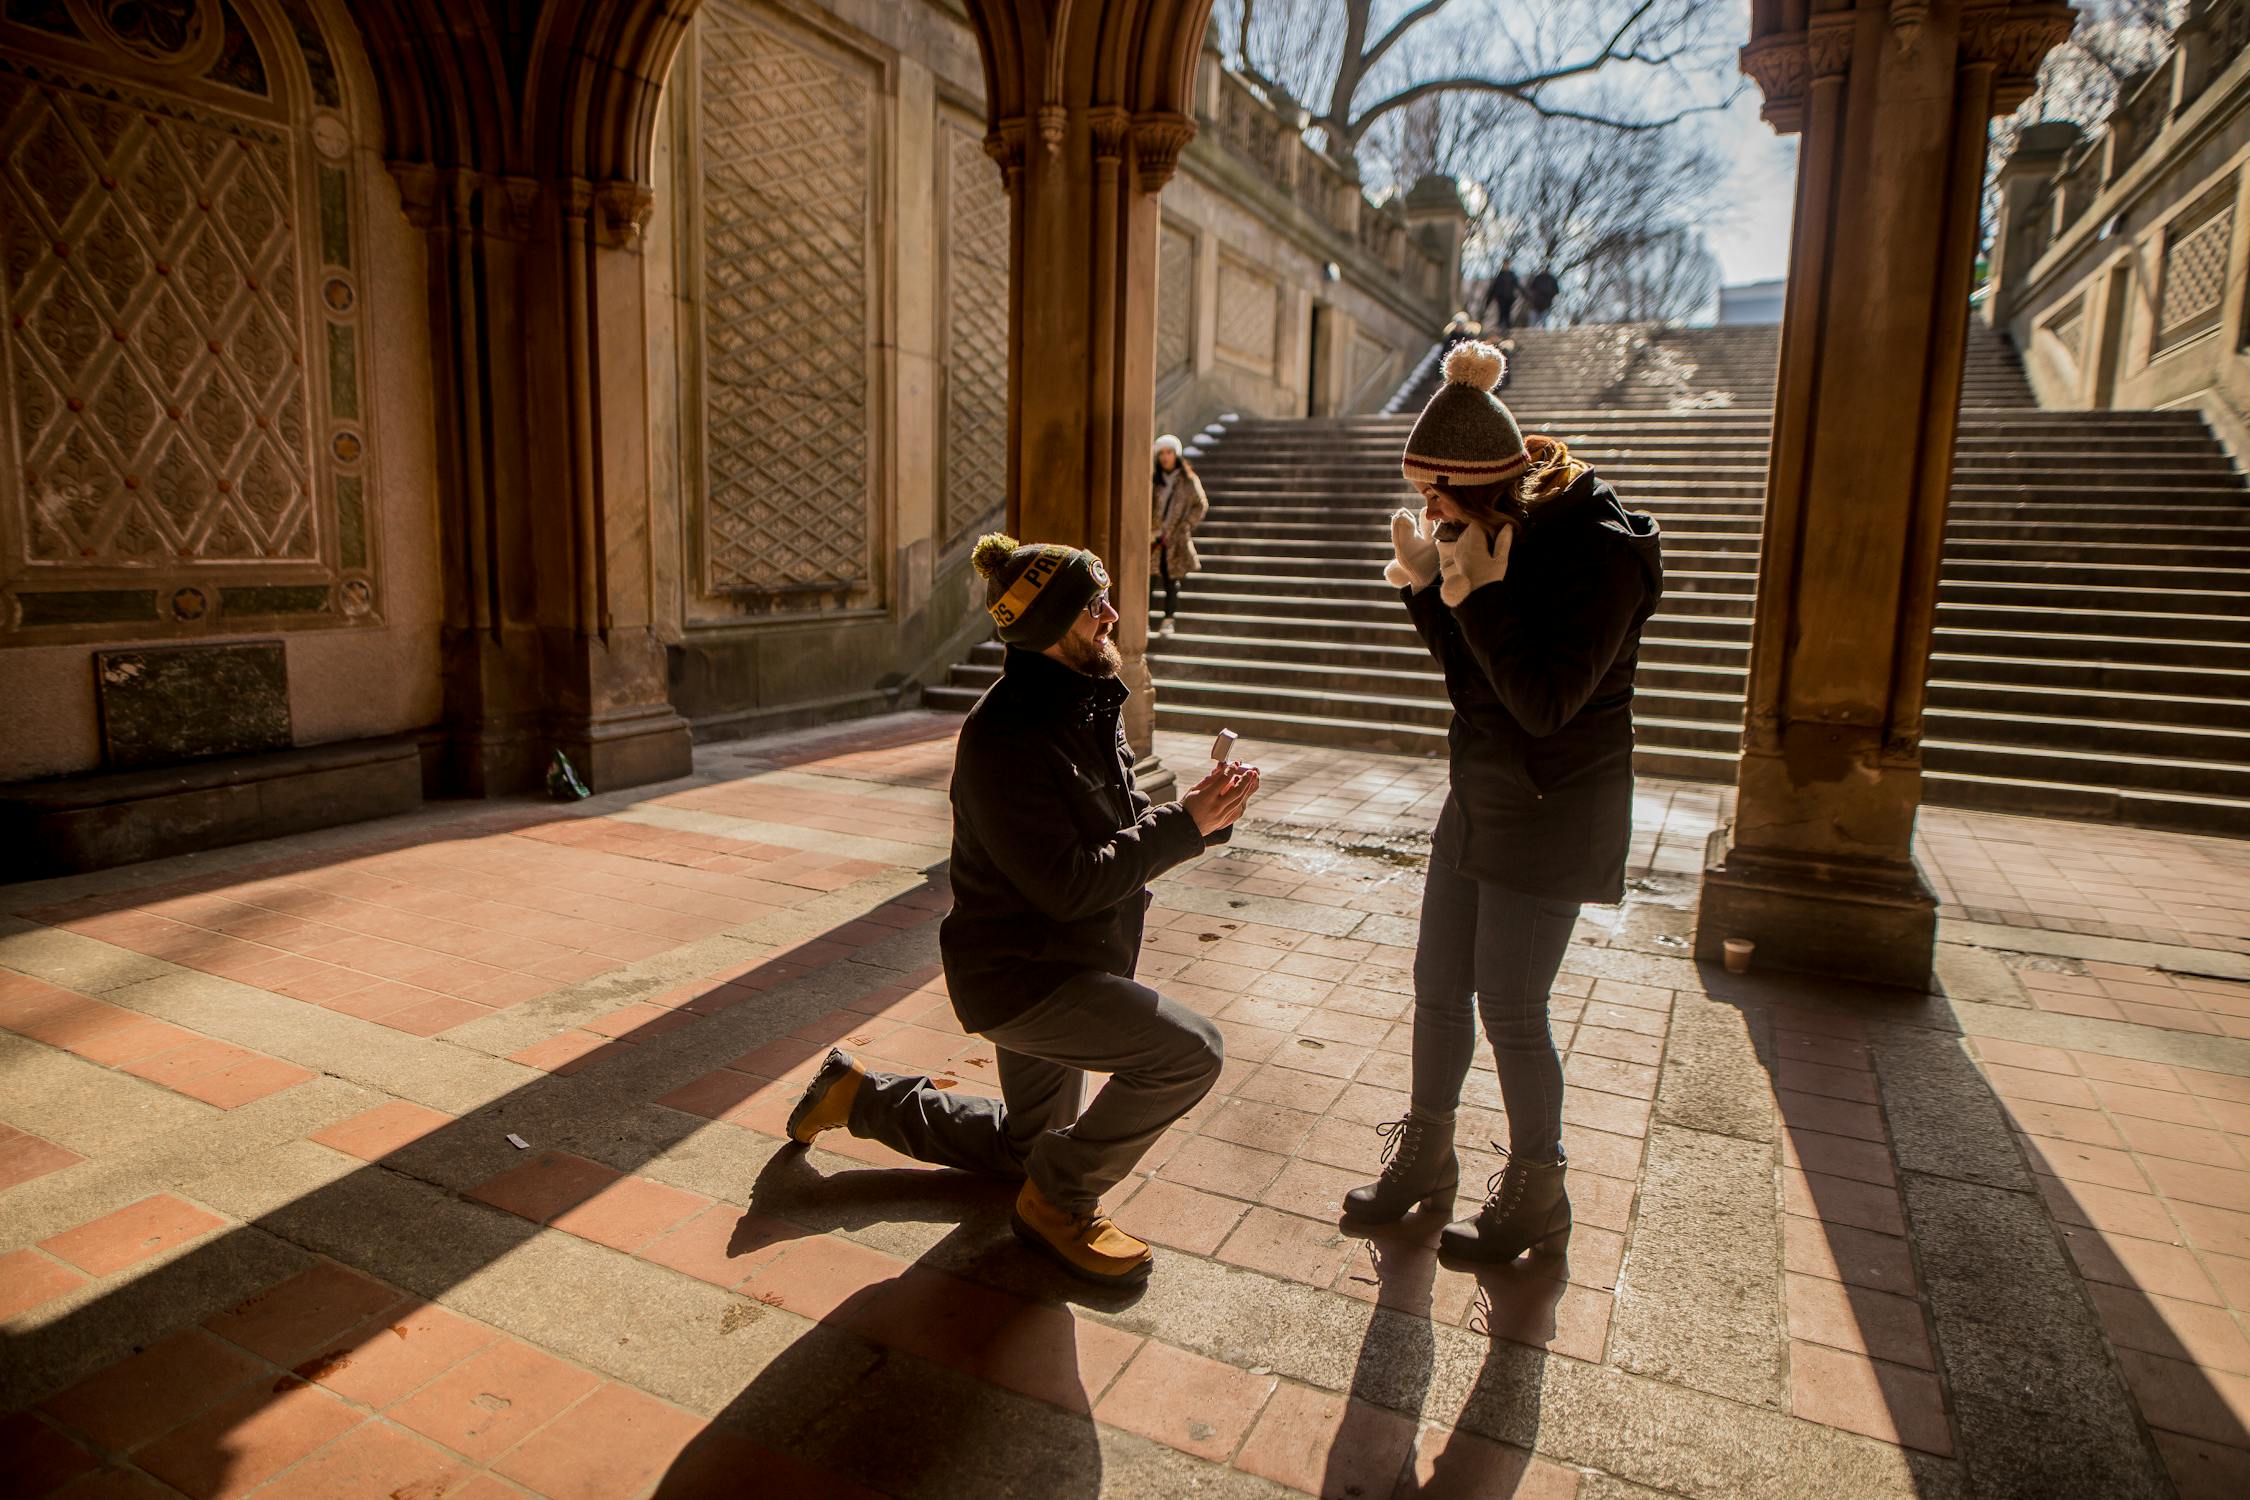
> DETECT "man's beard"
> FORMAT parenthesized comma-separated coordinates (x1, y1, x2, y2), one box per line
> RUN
(1057, 630, 1124, 678)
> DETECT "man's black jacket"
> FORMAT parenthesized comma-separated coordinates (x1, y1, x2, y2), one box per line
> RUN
(940, 647, 1219, 1032)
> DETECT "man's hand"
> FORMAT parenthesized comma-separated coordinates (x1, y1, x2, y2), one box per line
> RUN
(1183, 761, 1260, 837)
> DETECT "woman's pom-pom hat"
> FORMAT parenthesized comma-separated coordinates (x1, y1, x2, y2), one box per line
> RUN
(1401, 339, 1528, 489)
(971, 531, 1109, 650)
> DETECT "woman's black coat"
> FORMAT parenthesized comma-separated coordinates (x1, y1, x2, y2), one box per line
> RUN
(1401, 470, 1663, 904)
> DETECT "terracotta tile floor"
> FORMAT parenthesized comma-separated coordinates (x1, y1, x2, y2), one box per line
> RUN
(2, 712, 2247, 1498)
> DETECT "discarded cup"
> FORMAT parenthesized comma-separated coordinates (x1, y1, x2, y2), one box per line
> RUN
(1723, 937, 1755, 975)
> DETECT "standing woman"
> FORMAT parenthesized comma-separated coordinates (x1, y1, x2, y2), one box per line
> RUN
(1151, 435, 1208, 639)
(1344, 340, 1662, 1264)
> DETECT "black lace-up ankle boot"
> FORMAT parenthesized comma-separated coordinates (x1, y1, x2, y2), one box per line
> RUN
(1439, 1145, 1570, 1263)
(1341, 1114, 1460, 1224)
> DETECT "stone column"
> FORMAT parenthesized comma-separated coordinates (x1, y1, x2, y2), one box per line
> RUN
(1985, 120, 2081, 327)
(395, 168, 692, 796)
(965, 2, 1207, 776)
(1696, 0, 2073, 989)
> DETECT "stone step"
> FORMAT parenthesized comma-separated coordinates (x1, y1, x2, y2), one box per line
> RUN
(1194, 535, 2250, 569)
(1164, 574, 2250, 624)
(1139, 649, 2250, 737)
(1226, 415, 2213, 438)
(944, 336, 2250, 832)
(1143, 652, 2250, 742)
(1197, 443, 2232, 465)
(1136, 681, 2250, 803)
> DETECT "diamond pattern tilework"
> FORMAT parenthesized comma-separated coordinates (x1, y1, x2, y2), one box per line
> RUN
(2158, 197, 2233, 350)
(1348, 328, 1396, 406)
(1217, 258, 1278, 373)
(698, 3, 873, 596)
(2, 78, 316, 566)
(943, 124, 1006, 546)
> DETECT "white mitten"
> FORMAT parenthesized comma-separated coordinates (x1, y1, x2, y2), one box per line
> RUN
(1385, 508, 1440, 590)
(1437, 520, 1513, 606)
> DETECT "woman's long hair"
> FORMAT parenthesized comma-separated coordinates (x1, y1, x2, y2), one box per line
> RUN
(1428, 434, 1584, 533)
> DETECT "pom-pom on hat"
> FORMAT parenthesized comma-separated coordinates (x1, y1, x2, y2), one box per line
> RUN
(971, 532, 1110, 651)
(1401, 340, 1528, 489)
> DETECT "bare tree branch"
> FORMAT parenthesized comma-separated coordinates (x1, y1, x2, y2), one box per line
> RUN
(1359, 73, 1732, 142)
(1330, 0, 1705, 148)
(1362, 0, 1461, 78)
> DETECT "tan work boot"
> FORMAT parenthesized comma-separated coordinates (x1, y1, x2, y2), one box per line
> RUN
(786, 1050, 865, 1145)
(1010, 1179, 1153, 1286)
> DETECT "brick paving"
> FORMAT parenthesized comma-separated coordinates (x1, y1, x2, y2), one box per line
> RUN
(2, 712, 2246, 1498)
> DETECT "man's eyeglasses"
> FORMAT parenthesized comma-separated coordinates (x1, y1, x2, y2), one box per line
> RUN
(1084, 590, 1112, 618)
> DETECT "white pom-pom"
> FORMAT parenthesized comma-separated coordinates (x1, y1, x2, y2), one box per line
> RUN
(1442, 340, 1506, 393)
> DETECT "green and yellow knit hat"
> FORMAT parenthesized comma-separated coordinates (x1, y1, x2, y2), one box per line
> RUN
(972, 533, 1109, 650)
(1402, 340, 1528, 489)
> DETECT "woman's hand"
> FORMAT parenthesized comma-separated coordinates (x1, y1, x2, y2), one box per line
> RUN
(1182, 761, 1260, 836)
(1437, 519, 1513, 606)
(1386, 508, 1441, 591)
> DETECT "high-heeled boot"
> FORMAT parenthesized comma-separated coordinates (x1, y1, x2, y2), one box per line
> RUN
(1341, 1114, 1459, 1224)
(1439, 1146, 1569, 1263)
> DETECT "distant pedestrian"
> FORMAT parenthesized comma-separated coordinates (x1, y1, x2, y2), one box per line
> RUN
(1481, 261, 1521, 332)
(1523, 267, 1560, 327)
(1349, 339, 1664, 1267)
(786, 534, 1259, 1287)
(1151, 435, 1207, 639)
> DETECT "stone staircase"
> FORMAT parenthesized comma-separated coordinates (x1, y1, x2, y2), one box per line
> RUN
(929, 323, 2250, 833)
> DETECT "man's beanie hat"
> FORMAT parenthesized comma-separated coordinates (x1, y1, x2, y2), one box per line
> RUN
(1402, 341, 1528, 488)
(972, 532, 1109, 651)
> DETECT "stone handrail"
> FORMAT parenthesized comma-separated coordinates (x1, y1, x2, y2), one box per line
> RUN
(1199, 62, 1450, 304)
(2004, 0, 2249, 285)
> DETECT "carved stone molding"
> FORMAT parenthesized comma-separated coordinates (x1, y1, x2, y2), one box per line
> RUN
(1961, 3, 2077, 114)
(1740, 32, 1812, 133)
(1089, 105, 1132, 166)
(500, 177, 542, 240)
(983, 117, 1030, 190)
(390, 160, 441, 229)
(1808, 14, 1856, 80)
(1130, 111, 1197, 192)
(558, 177, 595, 224)
(1891, 1, 1931, 55)
(593, 181, 653, 250)
(1036, 102, 1067, 156)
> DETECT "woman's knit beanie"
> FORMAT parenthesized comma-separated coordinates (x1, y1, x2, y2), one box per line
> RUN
(972, 532, 1109, 651)
(1401, 341, 1527, 488)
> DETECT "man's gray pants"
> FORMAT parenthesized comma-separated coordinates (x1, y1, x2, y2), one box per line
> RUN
(844, 971, 1223, 1214)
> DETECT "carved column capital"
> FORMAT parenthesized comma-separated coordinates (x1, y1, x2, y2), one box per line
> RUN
(389, 161, 441, 229)
(500, 177, 542, 239)
(1089, 105, 1133, 166)
(1129, 111, 1197, 192)
(984, 117, 1030, 190)
(1891, 1, 1931, 55)
(1739, 12, 1856, 135)
(558, 177, 596, 223)
(1740, 32, 1811, 133)
(1036, 102, 1068, 156)
(593, 181, 654, 250)
(1807, 13, 1856, 80)
(1961, 3, 2078, 114)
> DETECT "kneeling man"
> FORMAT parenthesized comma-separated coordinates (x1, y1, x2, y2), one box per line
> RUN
(787, 533, 1257, 1285)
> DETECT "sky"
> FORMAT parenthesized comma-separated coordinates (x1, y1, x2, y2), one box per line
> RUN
(1703, 82, 1799, 287)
